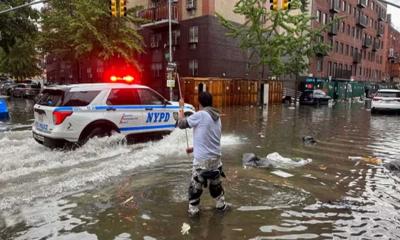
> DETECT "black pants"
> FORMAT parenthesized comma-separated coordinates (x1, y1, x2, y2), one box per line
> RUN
(188, 168, 224, 208)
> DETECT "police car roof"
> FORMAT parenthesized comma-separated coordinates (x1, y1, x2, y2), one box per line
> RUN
(46, 83, 149, 92)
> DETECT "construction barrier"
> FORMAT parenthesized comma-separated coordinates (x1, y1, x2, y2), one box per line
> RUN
(181, 77, 283, 108)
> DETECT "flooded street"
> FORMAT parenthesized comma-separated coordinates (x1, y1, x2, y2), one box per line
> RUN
(1, 99, 400, 239)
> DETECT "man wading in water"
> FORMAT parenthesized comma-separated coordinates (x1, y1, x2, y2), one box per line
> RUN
(178, 91, 229, 216)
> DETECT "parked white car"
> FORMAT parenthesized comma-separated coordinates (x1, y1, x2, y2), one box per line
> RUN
(371, 89, 400, 113)
(32, 83, 195, 148)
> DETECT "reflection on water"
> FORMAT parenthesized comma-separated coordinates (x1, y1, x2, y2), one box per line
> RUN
(1, 101, 400, 239)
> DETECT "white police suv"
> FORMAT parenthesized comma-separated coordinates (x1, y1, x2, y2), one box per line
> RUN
(32, 83, 195, 148)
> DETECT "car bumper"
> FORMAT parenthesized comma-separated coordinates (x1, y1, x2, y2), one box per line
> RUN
(371, 102, 400, 110)
(32, 130, 74, 148)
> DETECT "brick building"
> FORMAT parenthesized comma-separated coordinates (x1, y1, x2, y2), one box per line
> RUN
(132, 0, 261, 97)
(309, 0, 388, 82)
(386, 15, 400, 82)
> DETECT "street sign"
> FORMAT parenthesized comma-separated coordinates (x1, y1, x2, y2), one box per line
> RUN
(167, 79, 175, 88)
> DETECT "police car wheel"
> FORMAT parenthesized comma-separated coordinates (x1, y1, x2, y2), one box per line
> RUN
(83, 127, 112, 143)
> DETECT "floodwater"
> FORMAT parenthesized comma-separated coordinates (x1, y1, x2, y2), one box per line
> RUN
(1, 99, 400, 239)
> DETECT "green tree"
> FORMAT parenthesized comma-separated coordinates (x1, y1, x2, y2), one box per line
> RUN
(40, 0, 145, 77)
(0, 39, 41, 80)
(0, 0, 41, 79)
(217, 0, 336, 103)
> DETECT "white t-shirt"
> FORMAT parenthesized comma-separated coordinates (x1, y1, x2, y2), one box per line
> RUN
(187, 110, 222, 165)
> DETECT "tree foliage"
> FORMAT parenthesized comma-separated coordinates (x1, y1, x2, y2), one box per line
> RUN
(0, 39, 42, 79)
(0, 0, 41, 79)
(40, 0, 145, 68)
(217, 0, 335, 77)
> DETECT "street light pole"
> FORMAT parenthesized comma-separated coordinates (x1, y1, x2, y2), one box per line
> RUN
(168, 0, 173, 101)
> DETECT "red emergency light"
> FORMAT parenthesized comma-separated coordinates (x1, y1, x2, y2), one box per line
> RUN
(104, 63, 141, 84)
(109, 75, 134, 83)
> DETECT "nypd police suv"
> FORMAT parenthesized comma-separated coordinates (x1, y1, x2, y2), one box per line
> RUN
(32, 83, 195, 148)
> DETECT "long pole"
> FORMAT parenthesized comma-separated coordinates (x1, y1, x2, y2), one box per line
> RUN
(168, 0, 173, 101)
(0, 0, 47, 15)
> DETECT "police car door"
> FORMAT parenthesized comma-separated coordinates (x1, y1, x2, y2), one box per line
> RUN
(105, 88, 145, 134)
(137, 88, 175, 133)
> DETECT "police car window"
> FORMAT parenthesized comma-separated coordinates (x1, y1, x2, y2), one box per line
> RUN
(63, 91, 100, 106)
(107, 89, 140, 105)
(37, 90, 99, 106)
(137, 89, 165, 105)
(37, 89, 64, 106)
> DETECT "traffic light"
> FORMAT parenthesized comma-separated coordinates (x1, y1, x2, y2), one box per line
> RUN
(270, 0, 279, 11)
(119, 0, 127, 17)
(110, 0, 117, 17)
(282, 0, 291, 10)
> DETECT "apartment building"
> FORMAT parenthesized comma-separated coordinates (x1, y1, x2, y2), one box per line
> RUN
(386, 15, 400, 82)
(132, 0, 259, 97)
(309, 0, 388, 82)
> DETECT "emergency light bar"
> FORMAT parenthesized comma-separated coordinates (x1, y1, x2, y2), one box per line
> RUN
(110, 75, 135, 83)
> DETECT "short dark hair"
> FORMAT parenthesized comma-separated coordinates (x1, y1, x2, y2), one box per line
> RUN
(198, 91, 213, 107)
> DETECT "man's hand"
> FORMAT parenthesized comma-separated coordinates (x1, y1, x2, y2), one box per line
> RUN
(186, 147, 193, 154)
(179, 98, 185, 108)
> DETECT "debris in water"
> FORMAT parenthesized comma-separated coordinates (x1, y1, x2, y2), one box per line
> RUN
(256, 145, 262, 148)
(141, 214, 151, 220)
(242, 152, 311, 169)
(303, 174, 317, 179)
(232, 228, 243, 231)
(302, 136, 316, 145)
(271, 170, 293, 178)
(348, 156, 382, 165)
(122, 196, 134, 205)
(181, 222, 191, 235)
(319, 165, 327, 171)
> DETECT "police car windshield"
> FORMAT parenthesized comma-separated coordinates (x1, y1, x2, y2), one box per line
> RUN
(37, 89, 100, 107)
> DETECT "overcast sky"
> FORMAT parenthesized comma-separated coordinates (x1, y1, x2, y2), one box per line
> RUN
(388, 4, 400, 31)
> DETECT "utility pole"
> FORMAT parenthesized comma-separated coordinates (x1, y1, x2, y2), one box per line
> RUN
(0, 0, 46, 15)
(166, 0, 177, 101)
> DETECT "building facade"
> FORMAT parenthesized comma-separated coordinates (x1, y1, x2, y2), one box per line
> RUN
(309, 0, 388, 82)
(133, 0, 260, 97)
(386, 15, 400, 83)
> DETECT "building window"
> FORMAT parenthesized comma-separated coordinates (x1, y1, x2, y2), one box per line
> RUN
(151, 63, 162, 77)
(328, 61, 332, 75)
(348, 4, 352, 14)
(187, 0, 197, 10)
(323, 13, 327, 24)
(150, 33, 162, 48)
(316, 10, 321, 22)
(346, 44, 349, 55)
(189, 26, 199, 44)
(342, 0, 345, 11)
(340, 43, 344, 54)
(342, 22, 345, 32)
(189, 59, 198, 76)
(351, 46, 354, 56)
(335, 41, 339, 52)
(317, 59, 323, 72)
(333, 62, 337, 75)
(172, 30, 181, 46)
